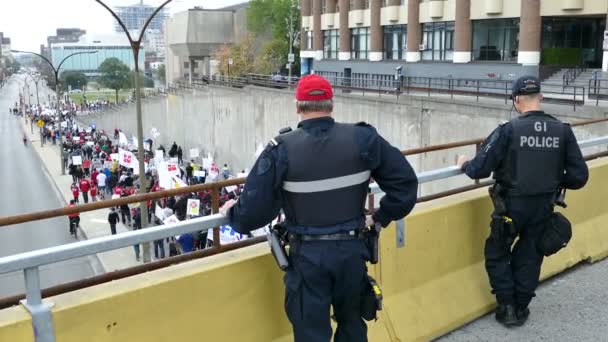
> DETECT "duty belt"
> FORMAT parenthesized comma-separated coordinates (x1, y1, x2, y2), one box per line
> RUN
(289, 230, 364, 242)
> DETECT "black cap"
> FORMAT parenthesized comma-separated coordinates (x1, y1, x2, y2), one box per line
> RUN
(512, 76, 541, 97)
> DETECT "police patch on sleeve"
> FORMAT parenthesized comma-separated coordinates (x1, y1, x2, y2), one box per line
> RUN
(257, 156, 272, 176)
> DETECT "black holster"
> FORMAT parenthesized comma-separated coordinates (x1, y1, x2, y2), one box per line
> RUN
(488, 185, 516, 248)
(267, 224, 289, 271)
(361, 275, 383, 321)
(363, 223, 381, 264)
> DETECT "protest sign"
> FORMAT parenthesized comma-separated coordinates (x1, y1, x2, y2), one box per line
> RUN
(207, 225, 248, 244)
(119, 132, 128, 146)
(163, 215, 180, 226)
(72, 156, 82, 165)
(189, 148, 199, 158)
(110, 153, 119, 161)
(187, 199, 200, 216)
(118, 149, 138, 168)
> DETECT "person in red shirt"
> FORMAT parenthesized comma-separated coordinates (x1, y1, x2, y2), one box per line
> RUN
(90, 183, 98, 202)
(71, 183, 80, 204)
(91, 169, 100, 185)
(67, 200, 80, 238)
(79, 178, 91, 204)
(83, 159, 91, 177)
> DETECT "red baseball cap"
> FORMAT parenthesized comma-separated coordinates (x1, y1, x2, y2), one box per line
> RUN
(296, 75, 333, 101)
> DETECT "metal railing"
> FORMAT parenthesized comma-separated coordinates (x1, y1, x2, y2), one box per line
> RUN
(175, 73, 587, 111)
(1, 134, 608, 342)
(588, 78, 608, 106)
(563, 65, 587, 87)
(0, 117, 605, 316)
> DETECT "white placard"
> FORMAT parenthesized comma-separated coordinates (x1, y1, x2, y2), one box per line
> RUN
(150, 127, 160, 139)
(163, 214, 180, 225)
(189, 148, 199, 158)
(61, 121, 68, 128)
(186, 199, 200, 216)
(207, 225, 248, 244)
(119, 132, 128, 146)
(72, 156, 82, 165)
(154, 150, 164, 161)
(225, 185, 238, 193)
(86, 141, 95, 146)
(110, 153, 119, 162)
(118, 149, 138, 169)
(193, 170, 206, 177)
(72, 137, 80, 142)
(155, 204, 166, 221)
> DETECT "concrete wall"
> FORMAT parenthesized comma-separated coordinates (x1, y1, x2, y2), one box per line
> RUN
(79, 85, 607, 195)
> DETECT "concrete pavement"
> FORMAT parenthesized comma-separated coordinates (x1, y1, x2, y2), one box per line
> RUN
(0, 76, 97, 298)
(436, 258, 608, 341)
(19, 82, 143, 272)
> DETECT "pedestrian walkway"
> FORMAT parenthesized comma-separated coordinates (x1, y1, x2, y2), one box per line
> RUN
(21, 118, 141, 272)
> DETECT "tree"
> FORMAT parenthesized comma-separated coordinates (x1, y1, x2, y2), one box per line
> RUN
(60, 71, 88, 91)
(213, 35, 256, 76)
(155, 64, 166, 84)
(34, 60, 56, 89)
(254, 39, 289, 74)
(98, 57, 131, 103)
(247, 0, 300, 74)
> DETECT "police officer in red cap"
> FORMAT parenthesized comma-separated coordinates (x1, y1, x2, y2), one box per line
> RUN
(221, 74, 418, 341)
(457, 75, 588, 327)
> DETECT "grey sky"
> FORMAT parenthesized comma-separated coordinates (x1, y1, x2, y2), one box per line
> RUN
(0, 0, 249, 52)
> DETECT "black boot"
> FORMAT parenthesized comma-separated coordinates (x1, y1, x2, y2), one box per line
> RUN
(515, 306, 530, 326)
(495, 304, 518, 327)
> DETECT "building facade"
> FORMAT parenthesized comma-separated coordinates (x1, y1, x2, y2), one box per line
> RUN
(51, 34, 145, 78)
(300, 0, 608, 80)
(114, 1, 168, 33)
(164, 3, 249, 84)
(42, 28, 87, 59)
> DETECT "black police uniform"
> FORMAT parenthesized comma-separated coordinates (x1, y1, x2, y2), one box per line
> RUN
(228, 117, 418, 342)
(461, 111, 588, 313)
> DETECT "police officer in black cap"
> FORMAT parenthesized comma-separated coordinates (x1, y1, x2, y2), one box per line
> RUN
(221, 74, 418, 341)
(457, 75, 588, 327)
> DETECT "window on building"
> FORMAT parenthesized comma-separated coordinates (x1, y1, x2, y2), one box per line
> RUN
(472, 19, 519, 62)
(384, 25, 407, 60)
(364, 0, 369, 9)
(350, 0, 354, 9)
(183, 61, 189, 68)
(306, 31, 314, 50)
(422, 21, 454, 61)
(351, 27, 370, 59)
(322, 0, 327, 13)
(324, 29, 340, 59)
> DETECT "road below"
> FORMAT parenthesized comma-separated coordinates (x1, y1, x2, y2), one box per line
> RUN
(0, 76, 95, 298)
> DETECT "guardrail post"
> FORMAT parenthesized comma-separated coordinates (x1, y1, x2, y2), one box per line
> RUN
(22, 267, 55, 342)
(476, 80, 480, 102)
(450, 79, 454, 100)
(598, 80, 601, 107)
(211, 187, 221, 249)
(428, 78, 431, 97)
(474, 143, 481, 185)
(407, 77, 411, 94)
(504, 81, 508, 105)
(573, 86, 577, 112)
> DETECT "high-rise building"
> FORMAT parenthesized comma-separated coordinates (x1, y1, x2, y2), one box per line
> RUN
(114, 1, 168, 34)
(300, 0, 608, 79)
(114, 1, 168, 63)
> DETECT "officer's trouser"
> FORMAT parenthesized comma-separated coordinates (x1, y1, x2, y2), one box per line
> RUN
(284, 239, 369, 342)
(484, 194, 553, 309)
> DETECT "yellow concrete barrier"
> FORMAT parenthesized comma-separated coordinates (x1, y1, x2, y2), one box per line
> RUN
(0, 159, 606, 342)
(0, 306, 33, 342)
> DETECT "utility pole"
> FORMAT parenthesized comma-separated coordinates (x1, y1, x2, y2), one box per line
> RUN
(287, 0, 300, 87)
(95, 0, 173, 264)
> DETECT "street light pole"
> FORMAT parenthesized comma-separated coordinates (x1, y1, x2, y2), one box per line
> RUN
(12, 50, 98, 175)
(95, 0, 173, 264)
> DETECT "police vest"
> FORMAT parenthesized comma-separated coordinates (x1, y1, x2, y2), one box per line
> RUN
(279, 123, 370, 227)
(494, 113, 565, 196)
